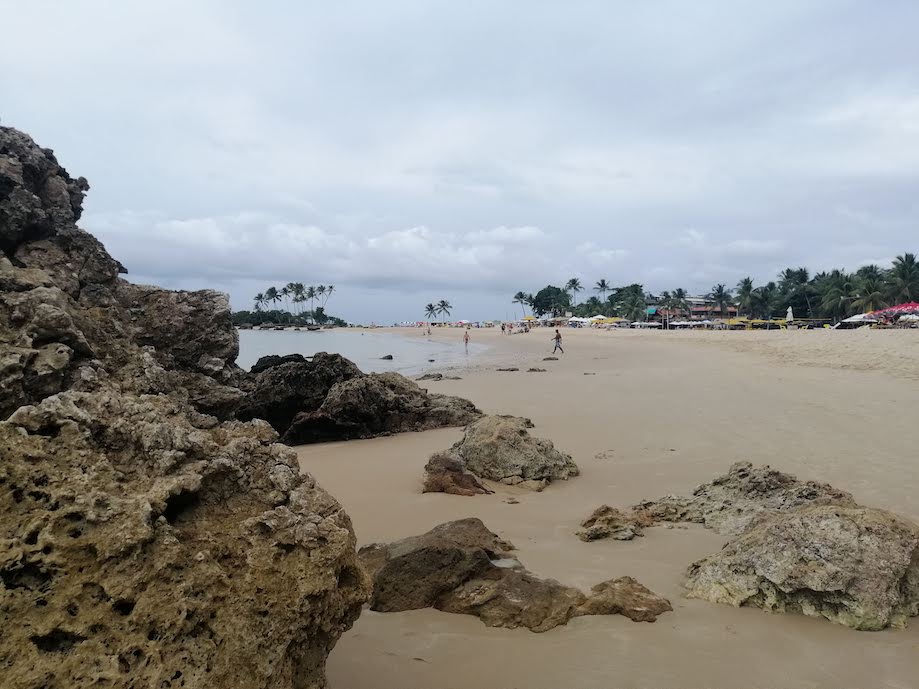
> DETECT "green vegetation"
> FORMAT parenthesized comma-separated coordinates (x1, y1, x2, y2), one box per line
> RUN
(511, 252, 919, 323)
(423, 300, 454, 323)
(238, 283, 345, 326)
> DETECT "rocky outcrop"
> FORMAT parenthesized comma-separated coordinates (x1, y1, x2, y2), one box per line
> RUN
(1, 125, 369, 688)
(684, 505, 919, 630)
(359, 519, 670, 631)
(577, 505, 653, 542)
(281, 372, 481, 444)
(634, 461, 857, 535)
(422, 453, 493, 496)
(428, 415, 578, 492)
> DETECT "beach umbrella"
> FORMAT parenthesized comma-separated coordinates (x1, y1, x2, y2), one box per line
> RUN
(871, 302, 919, 317)
(786, 306, 794, 322)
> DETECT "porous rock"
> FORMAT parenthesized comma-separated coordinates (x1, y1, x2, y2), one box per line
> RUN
(577, 505, 653, 542)
(634, 461, 857, 535)
(435, 415, 579, 490)
(684, 504, 919, 630)
(0, 125, 369, 688)
(576, 576, 673, 622)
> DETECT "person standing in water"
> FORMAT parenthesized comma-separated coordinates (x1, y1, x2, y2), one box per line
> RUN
(463, 330, 470, 354)
(552, 328, 564, 354)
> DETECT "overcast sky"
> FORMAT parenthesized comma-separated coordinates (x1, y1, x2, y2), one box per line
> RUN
(3, 1, 917, 322)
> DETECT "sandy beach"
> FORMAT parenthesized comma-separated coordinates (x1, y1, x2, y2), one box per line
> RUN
(298, 328, 919, 689)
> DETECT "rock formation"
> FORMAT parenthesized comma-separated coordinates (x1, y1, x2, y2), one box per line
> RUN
(634, 461, 857, 535)
(422, 453, 493, 496)
(577, 505, 654, 542)
(424, 415, 578, 493)
(359, 518, 671, 631)
(684, 505, 919, 630)
(0, 125, 369, 688)
(280, 372, 481, 444)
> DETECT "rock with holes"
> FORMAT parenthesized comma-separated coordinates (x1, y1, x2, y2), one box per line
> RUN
(633, 461, 857, 535)
(0, 389, 370, 688)
(577, 505, 653, 542)
(576, 576, 673, 622)
(422, 453, 493, 496)
(433, 415, 578, 490)
(0, 125, 370, 688)
(685, 505, 919, 630)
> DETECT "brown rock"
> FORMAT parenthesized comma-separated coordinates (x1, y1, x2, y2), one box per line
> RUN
(576, 577, 673, 622)
(422, 452, 493, 496)
(577, 505, 653, 542)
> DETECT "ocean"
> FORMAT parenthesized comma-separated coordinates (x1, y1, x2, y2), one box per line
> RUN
(236, 328, 487, 375)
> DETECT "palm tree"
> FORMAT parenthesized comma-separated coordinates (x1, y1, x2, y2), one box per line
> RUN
(778, 267, 813, 318)
(264, 286, 280, 312)
(512, 291, 528, 318)
(253, 292, 265, 311)
(815, 270, 855, 322)
(736, 277, 754, 317)
(751, 282, 778, 320)
(306, 286, 317, 321)
(594, 279, 611, 301)
(281, 285, 293, 320)
(887, 252, 919, 303)
(621, 292, 646, 322)
(325, 285, 335, 306)
(566, 278, 583, 305)
(292, 283, 305, 316)
(708, 284, 733, 319)
(316, 285, 327, 308)
(424, 303, 438, 322)
(436, 299, 452, 323)
(670, 287, 690, 320)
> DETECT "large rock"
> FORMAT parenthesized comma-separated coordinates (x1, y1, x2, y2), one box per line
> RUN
(359, 519, 670, 631)
(634, 461, 857, 535)
(684, 505, 919, 630)
(577, 505, 653, 542)
(430, 415, 578, 491)
(0, 125, 369, 688)
(282, 372, 481, 444)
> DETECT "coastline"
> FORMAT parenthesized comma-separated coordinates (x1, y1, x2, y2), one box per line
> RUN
(299, 327, 919, 689)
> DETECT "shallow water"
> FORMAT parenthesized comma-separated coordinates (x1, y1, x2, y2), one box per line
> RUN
(237, 328, 486, 374)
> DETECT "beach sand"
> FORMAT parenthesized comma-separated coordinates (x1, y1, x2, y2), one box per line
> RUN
(298, 327, 919, 689)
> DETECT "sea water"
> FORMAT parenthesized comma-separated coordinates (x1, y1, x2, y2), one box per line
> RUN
(237, 329, 487, 375)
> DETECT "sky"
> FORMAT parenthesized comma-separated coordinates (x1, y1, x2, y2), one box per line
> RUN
(2, 0, 918, 323)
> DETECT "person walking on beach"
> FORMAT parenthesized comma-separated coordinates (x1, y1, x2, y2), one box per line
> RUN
(464, 330, 470, 354)
(552, 328, 564, 354)
(501, 323, 506, 335)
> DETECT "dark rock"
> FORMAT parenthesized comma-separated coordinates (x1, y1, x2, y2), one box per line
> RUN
(380, 354, 393, 360)
(497, 367, 519, 372)
(249, 352, 307, 374)
(527, 367, 546, 373)
(282, 372, 481, 444)
(417, 372, 443, 381)
(423, 452, 493, 496)
(542, 357, 558, 361)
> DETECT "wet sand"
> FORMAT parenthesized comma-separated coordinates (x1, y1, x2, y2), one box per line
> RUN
(298, 327, 919, 689)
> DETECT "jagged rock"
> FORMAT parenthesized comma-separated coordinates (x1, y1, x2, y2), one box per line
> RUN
(577, 505, 653, 542)
(576, 577, 673, 622)
(416, 372, 443, 381)
(0, 125, 369, 688)
(527, 367, 546, 373)
(422, 453, 493, 496)
(635, 461, 857, 535)
(249, 353, 308, 374)
(685, 505, 919, 630)
(359, 519, 670, 632)
(282, 372, 481, 444)
(439, 570, 587, 633)
(236, 352, 363, 434)
(432, 415, 578, 490)
(358, 518, 514, 612)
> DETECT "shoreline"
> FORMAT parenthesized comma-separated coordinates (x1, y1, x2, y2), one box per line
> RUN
(298, 327, 919, 689)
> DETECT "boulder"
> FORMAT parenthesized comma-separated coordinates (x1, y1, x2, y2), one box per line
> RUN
(434, 415, 578, 490)
(685, 505, 919, 630)
(577, 505, 653, 542)
(422, 452, 493, 496)
(416, 372, 443, 381)
(359, 519, 670, 632)
(576, 576, 673, 622)
(634, 461, 857, 535)
(380, 354, 393, 360)
(0, 125, 369, 688)
(281, 372, 481, 444)
(248, 352, 307, 374)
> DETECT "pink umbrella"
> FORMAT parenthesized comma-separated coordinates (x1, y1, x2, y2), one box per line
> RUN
(871, 302, 919, 317)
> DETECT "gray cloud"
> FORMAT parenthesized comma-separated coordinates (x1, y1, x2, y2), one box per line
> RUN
(2, 0, 918, 321)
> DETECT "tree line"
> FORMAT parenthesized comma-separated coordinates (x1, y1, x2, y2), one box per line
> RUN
(512, 252, 919, 323)
(236, 283, 344, 325)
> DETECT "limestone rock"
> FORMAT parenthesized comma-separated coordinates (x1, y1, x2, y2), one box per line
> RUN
(635, 461, 857, 535)
(248, 352, 308, 374)
(577, 505, 652, 542)
(436, 415, 578, 490)
(422, 453, 493, 496)
(282, 372, 481, 444)
(359, 519, 670, 632)
(576, 576, 673, 622)
(684, 505, 919, 630)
